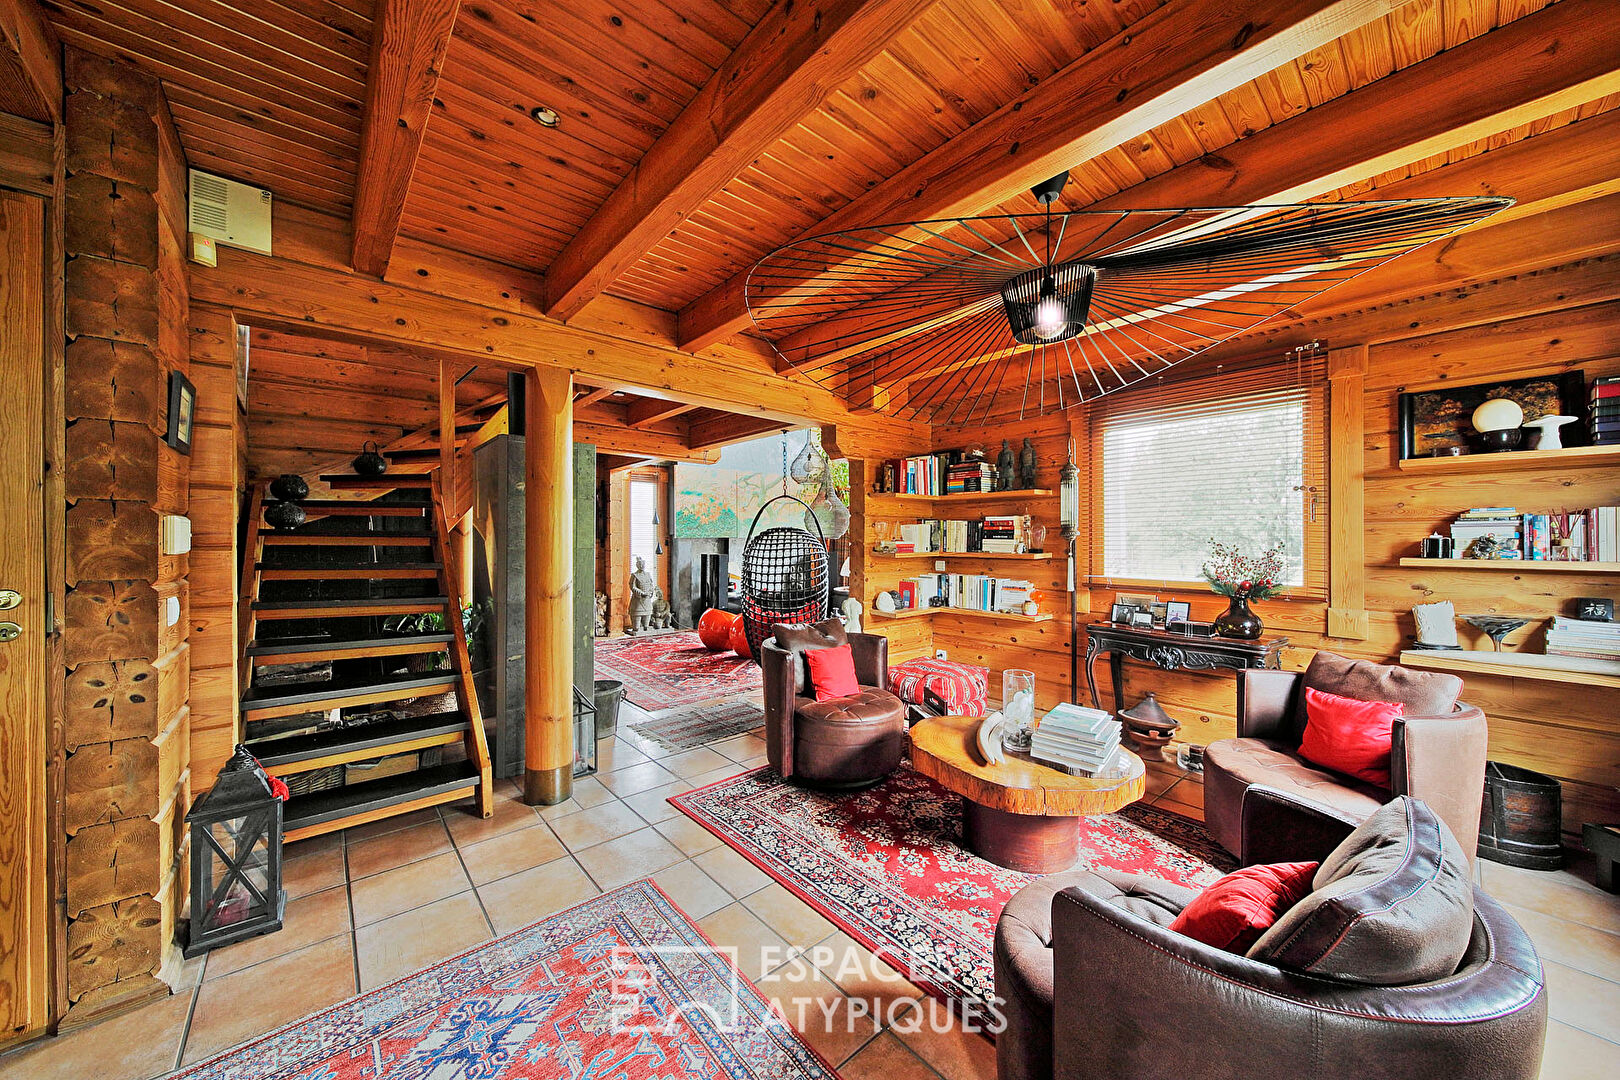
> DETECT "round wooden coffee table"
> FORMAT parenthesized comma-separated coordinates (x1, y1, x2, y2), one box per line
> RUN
(910, 714, 1146, 873)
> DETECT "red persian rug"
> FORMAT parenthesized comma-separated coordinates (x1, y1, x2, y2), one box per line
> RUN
(172, 881, 834, 1080)
(595, 630, 762, 709)
(670, 765, 1233, 1009)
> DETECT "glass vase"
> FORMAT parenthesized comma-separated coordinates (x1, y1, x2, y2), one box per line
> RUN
(1001, 669, 1037, 751)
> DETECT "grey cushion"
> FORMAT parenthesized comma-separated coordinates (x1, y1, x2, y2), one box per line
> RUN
(1247, 796, 1474, 985)
(1289, 652, 1464, 741)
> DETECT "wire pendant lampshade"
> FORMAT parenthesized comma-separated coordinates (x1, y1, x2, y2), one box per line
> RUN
(744, 185, 1509, 424)
(740, 495, 830, 661)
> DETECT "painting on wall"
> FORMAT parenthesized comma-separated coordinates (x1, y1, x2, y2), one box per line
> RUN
(674, 465, 739, 538)
(1398, 371, 1586, 458)
(736, 470, 807, 533)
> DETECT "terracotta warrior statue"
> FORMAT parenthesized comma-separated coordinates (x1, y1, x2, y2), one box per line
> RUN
(628, 557, 656, 633)
(997, 439, 1016, 491)
(1019, 437, 1038, 489)
(650, 588, 673, 630)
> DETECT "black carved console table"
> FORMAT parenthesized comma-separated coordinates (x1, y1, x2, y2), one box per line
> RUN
(1081, 622, 1289, 717)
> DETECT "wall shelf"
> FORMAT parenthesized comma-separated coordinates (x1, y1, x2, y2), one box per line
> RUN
(1398, 558, 1620, 573)
(871, 606, 1055, 624)
(1396, 445, 1620, 474)
(875, 550, 1055, 561)
(1399, 650, 1620, 690)
(871, 489, 1055, 503)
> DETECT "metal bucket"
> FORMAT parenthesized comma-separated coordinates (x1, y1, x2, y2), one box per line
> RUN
(593, 679, 626, 738)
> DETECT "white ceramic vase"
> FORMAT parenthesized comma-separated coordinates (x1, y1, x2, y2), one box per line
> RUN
(1521, 414, 1576, 450)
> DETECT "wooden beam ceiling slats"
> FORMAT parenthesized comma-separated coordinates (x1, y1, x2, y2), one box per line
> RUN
(772, 0, 1620, 383)
(1, 0, 63, 121)
(350, 0, 460, 277)
(542, 0, 938, 321)
(674, 0, 1404, 351)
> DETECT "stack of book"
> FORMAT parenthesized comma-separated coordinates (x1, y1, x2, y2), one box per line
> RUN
(1593, 376, 1619, 447)
(892, 516, 1035, 554)
(946, 461, 997, 493)
(1450, 507, 1521, 557)
(981, 515, 1031, 553)
(1031, 703, 1121, 776)
(910, 574, 1035, 612)
(1545, 616, 1620, 661)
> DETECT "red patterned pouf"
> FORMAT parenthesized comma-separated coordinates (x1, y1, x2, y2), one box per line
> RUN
(890, 657, 989, 716)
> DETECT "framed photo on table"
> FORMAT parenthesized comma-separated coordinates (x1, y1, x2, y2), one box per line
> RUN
(1165, 601, 1191, 626)
(1109, 602, 1132, 624)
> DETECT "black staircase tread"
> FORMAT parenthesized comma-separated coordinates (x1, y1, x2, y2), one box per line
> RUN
(385, 446, 465, 459)
(256, 560, 443, 571)
(259, 525, 431, 538)
(247, 630, 453, 655)
(250, 712, 469, 770)
(282, 762, 479, 833)
(241, 670, 458, 712)
(252, 595, 449, 611)
(297, 498, 432, 508)
(321, 474, 433, 487)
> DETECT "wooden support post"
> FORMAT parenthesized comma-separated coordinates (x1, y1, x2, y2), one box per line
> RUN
(439, 354, 457, 517)
(524, 367, 574, 805)
(454, 515, 474, 600)
(1327, 344, 1369, 641)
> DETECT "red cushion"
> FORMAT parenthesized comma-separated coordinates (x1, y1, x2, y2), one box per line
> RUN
(1169, 861, 1320, 953)
(805, 644, 861, 701)
(889, 658, 989, 715)
(1298, 685, 1403, 787)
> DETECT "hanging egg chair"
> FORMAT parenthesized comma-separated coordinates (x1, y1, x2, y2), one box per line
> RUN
(740, 494, 830, 662)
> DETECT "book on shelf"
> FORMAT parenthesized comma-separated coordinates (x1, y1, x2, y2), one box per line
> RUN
(1447, 506, 1619, 562)
(922, 573, 1037, 613)
(891, 515, 1034, 554)
(1546, 615, 1620, 660)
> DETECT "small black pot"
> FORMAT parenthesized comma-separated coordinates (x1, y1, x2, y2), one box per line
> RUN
(264, 500, 306, 530)
(1213, 594, 1263, 639)
(1474, 428, 1523, 453)
(269, 473, 309, 502)
(353, 441, 388, 476)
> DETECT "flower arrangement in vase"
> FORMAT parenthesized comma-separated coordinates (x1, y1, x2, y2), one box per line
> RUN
(1201, 539, 1286, 639)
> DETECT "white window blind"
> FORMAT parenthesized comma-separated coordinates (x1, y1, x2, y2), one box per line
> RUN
(1088, 359, 1327, 596)
(629, 478, 660, 575)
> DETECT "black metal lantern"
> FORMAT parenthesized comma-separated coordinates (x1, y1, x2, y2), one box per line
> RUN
(182, 746, 285, 956)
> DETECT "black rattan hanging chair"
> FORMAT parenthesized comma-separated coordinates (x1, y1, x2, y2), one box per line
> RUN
(739, 495, 830, 662)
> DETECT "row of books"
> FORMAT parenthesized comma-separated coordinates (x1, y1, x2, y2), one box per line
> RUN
(1030, 703, 1121, 776)
(897, 575, 1035, 612)
(893, 516, 1036, 554)
(1546, 615, 1620, 661)
(1593, 376, 1618, 447)
(946, 461, 997, 494)
(881, 453, 973, 496)
(1449, 506, 1620, 561)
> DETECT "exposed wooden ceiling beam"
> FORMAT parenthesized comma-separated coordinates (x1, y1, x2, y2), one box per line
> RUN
(574, 419, 720, 464)
(0, 0, 62, 123)
(627, 398, 699, 429)
(351, 0, 461, 277)
(803, 0, 1620, 388)
(575, 386, 617, 408)
(543, 0, 936, 322)
(674, 0, 1401, 352)
(688, 413, 796, 451)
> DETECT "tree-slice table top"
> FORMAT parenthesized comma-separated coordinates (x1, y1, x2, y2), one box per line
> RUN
(910, 714, 1145, 817)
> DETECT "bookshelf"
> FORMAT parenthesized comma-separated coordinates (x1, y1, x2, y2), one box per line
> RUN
(1396, 445, 1620, 474)
(873, 488, 1056, 504)
(871, 606, 1055, 624)
(877, 551, 1056, 561)
(1399, 650, 1620, 690)
(1398, 558, 1620, 573)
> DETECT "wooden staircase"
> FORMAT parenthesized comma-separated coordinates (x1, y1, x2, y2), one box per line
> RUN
(238, 473, 494, 841)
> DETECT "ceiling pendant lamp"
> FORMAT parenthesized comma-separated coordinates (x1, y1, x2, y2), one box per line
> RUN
(744, 181, 1510, 424)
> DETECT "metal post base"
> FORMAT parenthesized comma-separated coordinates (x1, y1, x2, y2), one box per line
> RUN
(524, 765, 572, 806)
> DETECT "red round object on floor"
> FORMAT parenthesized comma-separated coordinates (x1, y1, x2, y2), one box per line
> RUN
(697, 608, 738, 651)
(729, 618, 752, 659)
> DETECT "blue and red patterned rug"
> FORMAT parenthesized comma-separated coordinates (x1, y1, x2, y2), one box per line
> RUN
(670, 764, 1233, 1010)
(172, 881, 833, 1080)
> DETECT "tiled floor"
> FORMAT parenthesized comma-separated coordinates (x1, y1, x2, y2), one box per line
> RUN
(1, 695, 1616, 1079)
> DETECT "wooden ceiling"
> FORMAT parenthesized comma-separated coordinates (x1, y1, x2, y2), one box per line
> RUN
(34, 0, 1620, 420)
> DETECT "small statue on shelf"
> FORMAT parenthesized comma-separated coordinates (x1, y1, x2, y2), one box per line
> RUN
(997, 439, 1016, 491)
(1018, 437, 1038, 489)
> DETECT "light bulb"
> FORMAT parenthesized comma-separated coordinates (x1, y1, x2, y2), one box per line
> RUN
(1034, 296, 1066, 339)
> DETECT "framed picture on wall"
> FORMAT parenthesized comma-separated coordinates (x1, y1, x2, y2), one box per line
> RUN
(1397, 371, 1585, 458)
(166, 371, 195, 455)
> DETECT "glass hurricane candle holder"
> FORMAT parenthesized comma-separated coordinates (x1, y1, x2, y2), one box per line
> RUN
(1001, 669, 1037, 752)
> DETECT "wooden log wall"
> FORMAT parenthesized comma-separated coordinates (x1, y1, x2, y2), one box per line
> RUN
(58, 47, 190, 1023)
(850, 256, 1620, 836)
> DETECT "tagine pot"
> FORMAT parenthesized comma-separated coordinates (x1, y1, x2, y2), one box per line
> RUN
(269, 473, 309, 502)
(1213, 594, 1263, 639)
(264, 500, 306, 530)
(352, 441, 388, 476)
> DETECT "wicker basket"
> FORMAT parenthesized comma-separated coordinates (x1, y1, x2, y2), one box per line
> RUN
(283, 764, 344, 796)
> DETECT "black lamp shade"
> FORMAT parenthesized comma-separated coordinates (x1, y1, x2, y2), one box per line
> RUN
(1000, 262, 1097, 345)
(183, 745, 285, 956)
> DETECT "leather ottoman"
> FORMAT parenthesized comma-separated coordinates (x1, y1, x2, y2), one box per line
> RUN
(790, 688, 906, 787)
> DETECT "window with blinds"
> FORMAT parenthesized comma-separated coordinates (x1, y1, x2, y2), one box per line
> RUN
(629, 477, 660, 575)
(1087, 358, 1328, 597)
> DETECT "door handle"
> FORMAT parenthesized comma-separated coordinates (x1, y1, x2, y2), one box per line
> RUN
(0, 623, 20, 643)
(0, 589, 19, 610)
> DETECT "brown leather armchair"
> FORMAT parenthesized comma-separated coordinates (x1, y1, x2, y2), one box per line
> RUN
(1203, 652, 1488, 864)
(995, 793, 1547, 1080)
(760, 619, 905, 788)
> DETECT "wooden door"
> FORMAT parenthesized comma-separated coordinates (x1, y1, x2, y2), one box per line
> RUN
(0, 189, 51, 1039)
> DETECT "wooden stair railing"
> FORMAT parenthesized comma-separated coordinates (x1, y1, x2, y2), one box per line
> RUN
(237, 473, 494, 842)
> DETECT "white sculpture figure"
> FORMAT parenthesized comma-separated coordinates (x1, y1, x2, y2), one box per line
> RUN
(1413, 600, 1459, 648)
(1522, 414, 1576, 450)
(841, 597, 864, 633)
(628, 557, 656, 634)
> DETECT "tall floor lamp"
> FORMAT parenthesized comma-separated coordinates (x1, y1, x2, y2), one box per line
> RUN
(1059, 439, 1081, 702)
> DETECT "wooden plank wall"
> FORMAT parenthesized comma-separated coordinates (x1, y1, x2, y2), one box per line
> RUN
(852, 257, 1620, 835)
(57, 47, 191, 1024)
